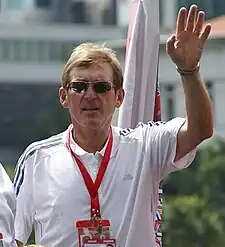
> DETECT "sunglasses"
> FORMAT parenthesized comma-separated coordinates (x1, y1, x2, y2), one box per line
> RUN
(67, 81, 114, 94)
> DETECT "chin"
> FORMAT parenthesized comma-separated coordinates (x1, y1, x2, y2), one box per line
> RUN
(80, 119, 102, 129)
(85, 124, 103, 130)
(73, 115, 111, 130)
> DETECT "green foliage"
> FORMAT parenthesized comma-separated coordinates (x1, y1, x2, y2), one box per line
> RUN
(163, 196, 224, 247)
(163, 137, 225, 247)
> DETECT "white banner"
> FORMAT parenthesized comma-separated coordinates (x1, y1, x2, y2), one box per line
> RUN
(118, 0, 160, 128)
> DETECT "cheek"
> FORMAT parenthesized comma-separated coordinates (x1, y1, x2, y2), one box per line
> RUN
(68, 96, 80, 111)
(102, 96, 117, 109)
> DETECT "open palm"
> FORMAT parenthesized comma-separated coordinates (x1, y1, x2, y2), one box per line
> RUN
(167, 5, 211, 71)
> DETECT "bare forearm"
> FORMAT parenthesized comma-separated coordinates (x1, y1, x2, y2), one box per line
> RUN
(181, 71, 213, 143)
(167, 5, 213, 161)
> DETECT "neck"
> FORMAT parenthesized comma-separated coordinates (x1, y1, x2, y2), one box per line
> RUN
(72, 125, 111, 153)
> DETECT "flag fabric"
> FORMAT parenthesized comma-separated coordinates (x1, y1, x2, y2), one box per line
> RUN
(118, 0, 159, 127)
(117, 0, 162, 245)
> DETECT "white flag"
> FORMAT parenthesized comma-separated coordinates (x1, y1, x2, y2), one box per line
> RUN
(118, 0, 160, 128)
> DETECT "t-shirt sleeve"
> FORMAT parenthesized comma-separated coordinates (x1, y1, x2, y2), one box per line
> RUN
(0, 164, 17, 247)
(13, 151, 35, 245)
(145, 117, 197, 182)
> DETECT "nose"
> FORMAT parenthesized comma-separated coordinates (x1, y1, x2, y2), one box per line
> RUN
(83, 84, 97, 100)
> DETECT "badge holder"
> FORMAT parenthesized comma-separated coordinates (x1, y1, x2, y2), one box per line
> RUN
(76, 209, 116, 247)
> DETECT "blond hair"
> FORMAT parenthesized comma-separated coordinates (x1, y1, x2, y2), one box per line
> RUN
(62, 43, 123, 90)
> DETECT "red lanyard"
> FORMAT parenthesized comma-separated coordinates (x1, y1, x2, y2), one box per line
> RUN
(66, 125, 113, 219)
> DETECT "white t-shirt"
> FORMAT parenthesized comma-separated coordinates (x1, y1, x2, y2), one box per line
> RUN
(0, 164, 17, 247)
(14, 118, 196, 247)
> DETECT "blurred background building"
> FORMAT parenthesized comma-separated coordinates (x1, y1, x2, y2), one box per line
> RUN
(0, 0, 225, 164)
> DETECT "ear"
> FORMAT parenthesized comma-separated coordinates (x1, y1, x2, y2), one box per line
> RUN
(115, 88, 125, 108)
(59, 87, 69, 109)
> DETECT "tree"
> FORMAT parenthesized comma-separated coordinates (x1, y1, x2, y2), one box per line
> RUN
(198, 138, 225, 222)
(162, 137, 225, 246)
(163, 196, 224, 247)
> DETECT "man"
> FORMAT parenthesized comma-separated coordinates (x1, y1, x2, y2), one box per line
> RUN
(0, 164, 17, 247)
(14, 5, 213, 247)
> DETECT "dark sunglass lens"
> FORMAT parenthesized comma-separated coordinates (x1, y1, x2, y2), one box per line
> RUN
(71, 82, 87, 93)
(94, 82, 112, 93)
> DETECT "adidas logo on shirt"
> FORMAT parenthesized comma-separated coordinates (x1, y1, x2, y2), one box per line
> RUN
(123, 173, 133, 180)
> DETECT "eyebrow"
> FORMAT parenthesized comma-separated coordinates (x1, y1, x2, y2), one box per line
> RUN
(71, 78, 110, 82)
(71, 77, 86, 81)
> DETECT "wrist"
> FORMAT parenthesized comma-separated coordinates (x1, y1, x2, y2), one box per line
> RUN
(176, 63, 200, 76)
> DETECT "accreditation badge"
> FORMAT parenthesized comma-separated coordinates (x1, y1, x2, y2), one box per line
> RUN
(76, 219, 116, 247)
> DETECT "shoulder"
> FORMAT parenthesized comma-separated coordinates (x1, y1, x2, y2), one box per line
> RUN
(113, 120, 166, 138)
(0, 163, 16, 215)
(13, 132, 65, 196)
(112, 118, 185, 143)
(0, 163, 14, 193)
(17, 131, 64, 166)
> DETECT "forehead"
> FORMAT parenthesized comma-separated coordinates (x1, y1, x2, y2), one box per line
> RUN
(69, 63, 113, 81)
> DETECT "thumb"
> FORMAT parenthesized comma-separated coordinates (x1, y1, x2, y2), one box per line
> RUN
(166, 34, 176, 55)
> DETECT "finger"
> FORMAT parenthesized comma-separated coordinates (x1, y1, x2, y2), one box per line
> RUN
(194, 11, 205, 36)
(186, 5, 197, 32)
(200, 24, 211, 43)
(176, 7, 186, 36)
(166, 35, 176, 55)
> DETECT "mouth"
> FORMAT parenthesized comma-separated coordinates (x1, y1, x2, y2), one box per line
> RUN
(81, 107, 100, 112)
